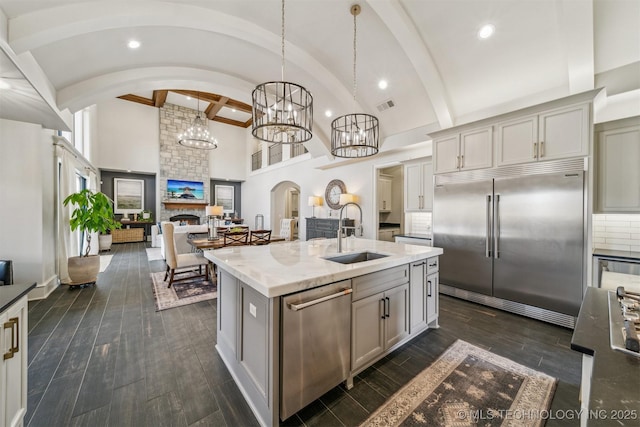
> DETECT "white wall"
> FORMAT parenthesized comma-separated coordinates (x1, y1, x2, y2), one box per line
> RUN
(96, 98, 160, 173)
(209, 121, 248, 181)
(0, 119, 55, 290)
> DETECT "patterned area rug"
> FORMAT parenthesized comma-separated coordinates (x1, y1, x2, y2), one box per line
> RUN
(361, 340, 557, 427)
(150, 270, 217, 311)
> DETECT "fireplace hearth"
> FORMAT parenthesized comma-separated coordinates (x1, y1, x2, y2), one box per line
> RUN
(169, 214, 200, 225)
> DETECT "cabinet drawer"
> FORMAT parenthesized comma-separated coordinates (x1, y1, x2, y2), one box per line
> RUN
(353, 264, 409, 301)
(427, 257, 439, 275)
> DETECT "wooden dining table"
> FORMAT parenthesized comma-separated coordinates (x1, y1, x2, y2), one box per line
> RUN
(188, 236, 286, 251)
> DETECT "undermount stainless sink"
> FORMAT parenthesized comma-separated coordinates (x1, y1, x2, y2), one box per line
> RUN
(324, 251, 389, 264)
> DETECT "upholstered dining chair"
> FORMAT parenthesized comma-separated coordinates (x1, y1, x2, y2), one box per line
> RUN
(0, 260, 13, 285)
(250, 229, 272, 245)
(162, 223, 209, 288)
(223, 230, 249, 247)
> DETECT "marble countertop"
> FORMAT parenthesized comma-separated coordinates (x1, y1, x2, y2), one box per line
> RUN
(1, 283, 36, 313)
(204, 238, 443, 298)
(571, 287, 640, 426)
(592, 248, 640, 262)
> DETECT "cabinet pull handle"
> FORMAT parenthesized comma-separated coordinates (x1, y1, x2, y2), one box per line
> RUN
(380, 298, 386, 319)
(3, 318, 17, 360)
(385, 297, 390, 318)
(428, 262, 437, 268)
(533, 142, 538, 159)
(427, 280, 432, 297)
(456, 155, 460, 169)
(494, 194, 500, 259)
(11, 317, 18, 354)
(460, 154, 464, 169)
(540, 141, 544, 157)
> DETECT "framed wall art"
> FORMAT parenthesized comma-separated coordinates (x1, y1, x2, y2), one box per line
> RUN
(114, 178, 144, 214)
(215, 185, 235, 213)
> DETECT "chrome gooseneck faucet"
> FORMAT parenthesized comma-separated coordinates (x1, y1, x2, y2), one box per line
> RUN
(337, 202, 363, 253)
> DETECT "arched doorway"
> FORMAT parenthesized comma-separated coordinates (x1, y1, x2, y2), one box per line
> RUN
(271, 181, 300, 239)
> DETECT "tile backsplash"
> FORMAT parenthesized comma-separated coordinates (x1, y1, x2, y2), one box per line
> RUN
(406, 212, 432, 234)
(592, 214, 640, 252)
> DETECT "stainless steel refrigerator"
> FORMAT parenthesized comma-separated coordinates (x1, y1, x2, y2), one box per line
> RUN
(433, 165, 585, 320)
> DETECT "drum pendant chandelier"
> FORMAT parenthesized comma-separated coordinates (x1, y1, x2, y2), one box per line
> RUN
(177, 92, 218, 150)
(330, 4, 379, 158)
(252, 0, 313, 144)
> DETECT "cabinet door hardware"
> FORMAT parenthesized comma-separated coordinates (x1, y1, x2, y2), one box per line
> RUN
(385, 297, 390, 318)
(533, 142, 538, 159)
(428, 261, 438, 268)
(380, 298, 386, 319)
(427, 280, 432, 297)
(540, 141, 544, 157)
(3, 318, 18, 360)
(460, 154, 464, 169)
(456, 155, 460, 169)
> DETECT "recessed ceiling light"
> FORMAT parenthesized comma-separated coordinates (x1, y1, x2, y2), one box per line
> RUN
(0, 79, 10, 90)
(477, 24, 495, 40)
(127, 40, 141, 49)
(325, 110, 333, 118)
(231, 108, 237, 112)
(378, 80, 388, 90)
(186, 96, 191, 100)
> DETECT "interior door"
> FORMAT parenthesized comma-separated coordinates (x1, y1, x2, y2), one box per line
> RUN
(492, 172, 584, 315)
(433, 179, 494, 295)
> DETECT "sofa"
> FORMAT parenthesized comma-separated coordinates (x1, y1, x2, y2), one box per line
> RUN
(153, 222, 209, 258)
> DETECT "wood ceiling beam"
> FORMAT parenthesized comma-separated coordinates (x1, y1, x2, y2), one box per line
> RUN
(117, 94, 155, 106)
(152, 90, 168, 107)
(170, 89, 223, 104)
(224, 98, 253, 114)
(212, 116, 248, 128)
(205, 96, 229, 120)
(243, 118, 253, 128)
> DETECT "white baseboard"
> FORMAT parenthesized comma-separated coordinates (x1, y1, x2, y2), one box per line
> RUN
(28, 275, 60, 300)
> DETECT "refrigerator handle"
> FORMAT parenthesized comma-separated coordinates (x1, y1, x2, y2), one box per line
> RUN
(494, 194, 500, 259)
(486, 195, 492, 258)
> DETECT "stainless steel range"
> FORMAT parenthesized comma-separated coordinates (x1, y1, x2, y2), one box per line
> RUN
(608, 286, 640, 357)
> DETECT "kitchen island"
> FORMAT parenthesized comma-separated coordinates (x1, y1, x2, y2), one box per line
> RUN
(204, 238, 442, 426)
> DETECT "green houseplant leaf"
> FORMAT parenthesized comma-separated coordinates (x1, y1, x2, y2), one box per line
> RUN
(63, 189, 121, 257)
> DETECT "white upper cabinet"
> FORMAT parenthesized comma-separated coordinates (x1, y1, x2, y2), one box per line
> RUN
(538, 104, 589, 160)
(433, 135, 459, 174)
(405, 161, 433, 212)
(497, 104, 589, 166)
(595, 118, 640, 213)
(496, 115, 539, 166)
(378, 175, 392, 212)
(433, 126, 492, 174)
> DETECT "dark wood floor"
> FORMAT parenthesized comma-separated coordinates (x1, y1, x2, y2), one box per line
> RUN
(26, 242, 582, 426)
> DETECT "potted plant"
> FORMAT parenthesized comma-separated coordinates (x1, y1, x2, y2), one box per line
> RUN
(63, 189, 121, 284)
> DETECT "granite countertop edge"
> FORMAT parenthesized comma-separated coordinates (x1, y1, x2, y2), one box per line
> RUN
(0, 283, 37, 313)
(571, 287, 640, 426)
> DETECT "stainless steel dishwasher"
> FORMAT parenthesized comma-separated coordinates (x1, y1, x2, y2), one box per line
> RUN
(280, 280, 352, 420)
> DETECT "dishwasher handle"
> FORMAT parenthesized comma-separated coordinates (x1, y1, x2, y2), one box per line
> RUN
(287, 288, 352, 311)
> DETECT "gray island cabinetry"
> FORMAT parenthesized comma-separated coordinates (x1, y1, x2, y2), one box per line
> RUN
(205, 239, 443, 426)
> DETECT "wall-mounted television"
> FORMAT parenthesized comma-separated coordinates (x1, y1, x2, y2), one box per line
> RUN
(167, 179, 204, 200)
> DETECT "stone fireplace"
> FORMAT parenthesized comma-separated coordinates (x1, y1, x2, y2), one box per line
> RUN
(159, 103, 210, 222)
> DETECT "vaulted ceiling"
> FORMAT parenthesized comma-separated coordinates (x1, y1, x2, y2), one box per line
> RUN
(0, 0, 638, 158)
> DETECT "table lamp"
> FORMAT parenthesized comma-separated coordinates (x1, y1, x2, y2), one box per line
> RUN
(308, 196, 322, 217)
(206, 205, 224, 240)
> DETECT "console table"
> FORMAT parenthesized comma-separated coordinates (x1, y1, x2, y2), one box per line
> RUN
(112, 227, 145, 243)
(305, 217, 355, 240)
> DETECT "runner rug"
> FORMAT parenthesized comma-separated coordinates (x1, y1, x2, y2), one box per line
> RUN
(150, 270, 217, 311)
(361, 340, 557, 427)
